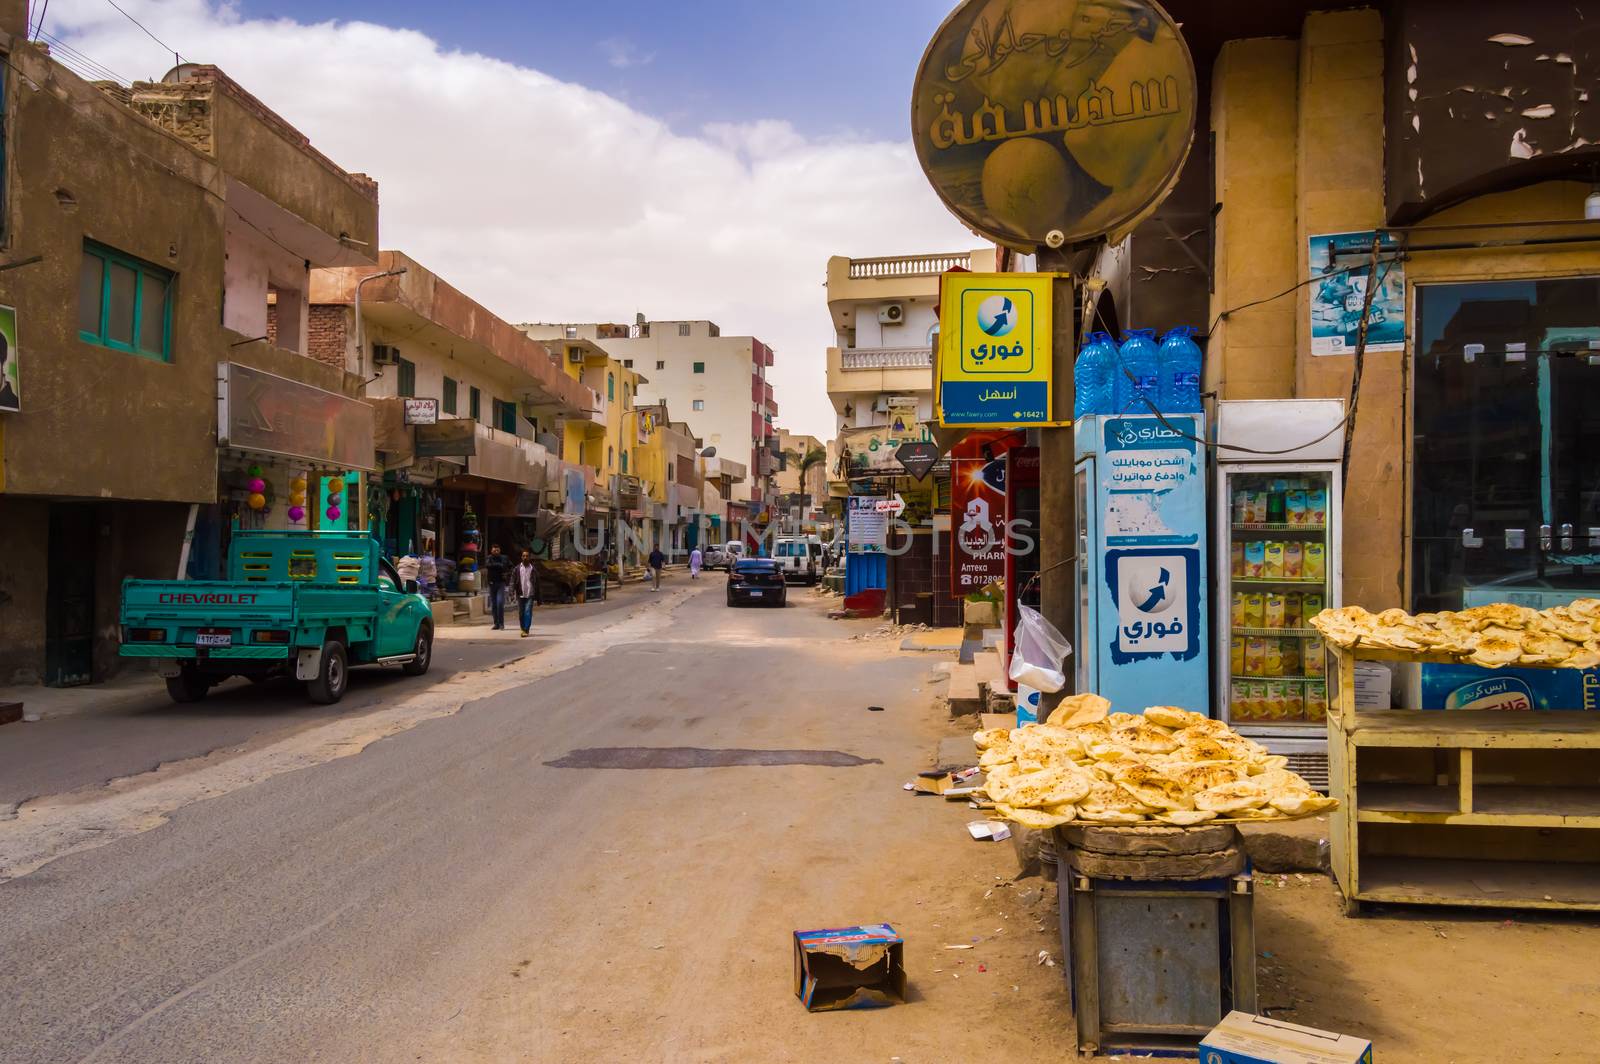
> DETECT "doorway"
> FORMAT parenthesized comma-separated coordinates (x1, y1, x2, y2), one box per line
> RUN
(45, 504, 96, 686)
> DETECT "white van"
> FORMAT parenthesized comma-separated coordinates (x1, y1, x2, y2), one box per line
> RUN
(773, 536, 822, 585)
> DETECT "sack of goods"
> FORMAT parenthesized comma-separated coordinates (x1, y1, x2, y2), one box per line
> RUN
(972, 695, 1336, 830)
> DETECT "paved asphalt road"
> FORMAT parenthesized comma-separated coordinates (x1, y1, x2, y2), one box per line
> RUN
(0, 589, 642, 811)
(2, 582, 1074, 1063)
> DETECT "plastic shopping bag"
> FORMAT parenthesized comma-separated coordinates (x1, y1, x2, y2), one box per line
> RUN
(1008, 604, 1072, 694)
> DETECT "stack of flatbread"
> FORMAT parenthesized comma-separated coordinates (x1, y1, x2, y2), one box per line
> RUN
(1310, 600, 1600, 669)
(974, 694, 1336, 830)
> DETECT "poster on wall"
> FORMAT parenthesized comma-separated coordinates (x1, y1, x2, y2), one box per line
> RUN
(1308, 231, 1406, 355)
(847, 495, 888, 554)
(952, 455, 1007, 596)
(0, 305, 18, 412)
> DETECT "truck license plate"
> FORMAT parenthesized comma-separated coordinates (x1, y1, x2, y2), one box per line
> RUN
(196, 630, 232, 648)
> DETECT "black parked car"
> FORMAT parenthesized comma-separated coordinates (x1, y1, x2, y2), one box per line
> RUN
(726, 558, 787, 607)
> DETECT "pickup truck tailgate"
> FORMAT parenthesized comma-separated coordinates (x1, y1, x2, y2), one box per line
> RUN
(121, 581, 296, 624)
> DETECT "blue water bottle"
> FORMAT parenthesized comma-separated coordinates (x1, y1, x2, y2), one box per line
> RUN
(1114, 329, 1160, 413)
(1158, 325, 1203, 412)
(1073, 331, 1116, 418)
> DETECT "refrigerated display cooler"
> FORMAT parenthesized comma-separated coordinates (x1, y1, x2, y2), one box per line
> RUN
(1214, 400, 1345, 780)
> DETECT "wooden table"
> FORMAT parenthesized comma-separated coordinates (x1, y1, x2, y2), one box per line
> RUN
(1328, 645, 1600, 914)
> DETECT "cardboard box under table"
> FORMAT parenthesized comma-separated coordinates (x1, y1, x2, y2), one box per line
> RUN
(792, 925, 905, 1012)
(1201, 1011, 1372, 1064)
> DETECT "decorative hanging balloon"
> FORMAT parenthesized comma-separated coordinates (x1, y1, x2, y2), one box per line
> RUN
(290, 492, 307, 507)
(327, 493, 342, 508)
(248, 464, 264, 478)
(249, 477, 266, 494)
(290, 475, 308, 492)
(248, 492, 267, 511)
(287, 505, 306, 523)
(327, 505, 342, 521)
(328, 477, 346, 493)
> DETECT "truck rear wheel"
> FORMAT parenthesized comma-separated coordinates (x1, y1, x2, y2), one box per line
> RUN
(307, 640, 348, 705)
(401, 623, 433, 676)
(166, 667, 210, 704)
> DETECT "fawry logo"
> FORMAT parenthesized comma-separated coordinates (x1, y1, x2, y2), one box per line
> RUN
(1445, 676, 1534, 712)
(976, 294, 1019, 337)
(158, 592, 260, 605)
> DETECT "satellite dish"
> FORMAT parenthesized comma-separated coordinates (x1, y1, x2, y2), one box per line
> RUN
(700, 446, 717, 458)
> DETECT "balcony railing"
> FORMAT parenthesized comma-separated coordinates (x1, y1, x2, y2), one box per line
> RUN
(840, 346, 933, 370)
(847, 252, 970, 279)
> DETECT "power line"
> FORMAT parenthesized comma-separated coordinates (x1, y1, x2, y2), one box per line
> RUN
(37, 29, 131, 84)
(100, 0, 185, 66)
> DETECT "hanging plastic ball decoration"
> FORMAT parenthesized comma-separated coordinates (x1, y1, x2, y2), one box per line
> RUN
(248, 464, 264, 478)
(326, 505, 342, 521)
(328, 477, 346, 493)
(248, 492, 267, 511)
(287, 505, 306, 523)
(249, 477, 266, 494)
(290, 475, 308, 492)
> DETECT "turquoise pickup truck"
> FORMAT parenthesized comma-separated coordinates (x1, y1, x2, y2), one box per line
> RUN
(120, 530, 434, 705)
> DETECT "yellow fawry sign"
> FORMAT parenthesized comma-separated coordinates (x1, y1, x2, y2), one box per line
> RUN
(937, 272, 1055, 427)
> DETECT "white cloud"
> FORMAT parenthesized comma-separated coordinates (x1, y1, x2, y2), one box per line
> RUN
(46, 0, 978, 438)
(598, 37, 653, 70)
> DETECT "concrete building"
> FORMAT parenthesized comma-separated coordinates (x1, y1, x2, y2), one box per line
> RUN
(0, 32, 378, 685)
(771, 428, 827, 518)
(824, 250, 996, 496)
(309, 252, 595, 569)
(521, 319, 778, 528)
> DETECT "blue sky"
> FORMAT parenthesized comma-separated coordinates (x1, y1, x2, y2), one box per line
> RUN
(224, 0, 952, 141)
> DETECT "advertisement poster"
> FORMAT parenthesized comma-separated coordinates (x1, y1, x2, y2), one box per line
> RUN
(847, 495, 887, 554)
(1308, 231, 1406, 356)
(0, 305, 17, 413)
(952, 455, 1008, 595)
(1417, 663, 1600, 712)
(1100, 416, 1201, 547)
(938, 272, 1053, 426)
(1107, 548, 1201, 660)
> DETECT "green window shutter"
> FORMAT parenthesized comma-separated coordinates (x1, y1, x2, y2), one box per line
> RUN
(607, 373, 615, 401)
(397, 358, 416, 397)
(77, 242, 173, 361)
(692, 361, 705, 374)
(470, 386, 481, 420)
(443, 377, 457, 414)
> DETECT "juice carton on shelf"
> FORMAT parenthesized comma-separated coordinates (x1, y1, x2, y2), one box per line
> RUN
(1284, 592, 1304, 629)
(1248, 681, 1270, 720)
(1247, 491, 1268, 524)
(1263, 541, 1285, 579)
(1243, 540, 1265, 578)
(1303, 592, 1325, 618)
(1231, 592, 1248, 628)
(1244, 637, 1267, 676)
(1243, 592, 1266, 628)
(1307, 487, 1328, 526)
(1263, 681, 1288, 720)
(1284, 683, 1306, 720)
(1303, 543, 1327, 583)
(1230, 636, 1245, 675)
(1264, 593, 1286, 629)
(1283, 541, 1304, 580)
(1263, 638, 1284, 677)
(1231, 682, 1252, 721)
(1280, 637, 1302, 676)
(1232, 492, 1248, 524)
(1285, 490, 1308, 526)
(1306, 681, 1329, 721)
(1305, 636, 1326, 677)
(1231, 542, 1245, 577)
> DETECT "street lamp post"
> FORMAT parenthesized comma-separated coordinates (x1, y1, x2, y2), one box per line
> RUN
(354, 266, 408, 375)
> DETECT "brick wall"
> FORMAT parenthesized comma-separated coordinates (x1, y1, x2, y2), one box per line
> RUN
(307, 304, 348, 370)
(265, 300, 278, 347)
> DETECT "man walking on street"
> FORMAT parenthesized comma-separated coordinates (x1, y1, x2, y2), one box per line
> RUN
(648, 545, 666, 592)
(485, 544, 510, 630)
(514, 549, 538, 637)
(689, 545, 702, 579)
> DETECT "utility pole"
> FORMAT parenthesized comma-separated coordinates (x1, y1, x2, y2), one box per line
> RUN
(1036, 250, 1079, 699)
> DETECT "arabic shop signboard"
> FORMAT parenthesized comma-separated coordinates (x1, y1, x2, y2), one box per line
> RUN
(952, 455, 1008, 596)
(840, 422, 932, 475)
(217, 362, 375, 471)
(402, 397, 439, 425)
(938, 272, 1053, 427)
(911, 0, 1197, 251)
(414, 418, 478, 458)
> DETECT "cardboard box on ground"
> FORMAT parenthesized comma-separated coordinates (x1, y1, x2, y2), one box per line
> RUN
(792, 925, 906, 1012)
(1201, 1011, 1372, 1064)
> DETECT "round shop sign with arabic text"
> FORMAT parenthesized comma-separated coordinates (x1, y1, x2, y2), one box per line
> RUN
(911, 0, 1197, 252)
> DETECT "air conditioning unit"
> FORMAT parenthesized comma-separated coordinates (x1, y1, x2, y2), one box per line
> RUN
(371, 343, 400, 367)
(567, 347, 584, 364)
(878, 303, 904, 324)
(872, 396, 891, 413)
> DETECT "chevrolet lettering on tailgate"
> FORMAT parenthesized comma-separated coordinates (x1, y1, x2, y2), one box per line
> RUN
(159, 592, 260, 605)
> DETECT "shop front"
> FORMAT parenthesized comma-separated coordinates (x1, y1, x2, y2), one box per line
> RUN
(201, 361, 375, 579)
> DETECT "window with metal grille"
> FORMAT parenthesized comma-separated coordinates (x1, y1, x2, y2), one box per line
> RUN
(78, 242, 173, 361)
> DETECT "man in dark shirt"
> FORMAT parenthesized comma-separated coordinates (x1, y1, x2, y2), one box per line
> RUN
(484, 544, 510, 630)
(648, 546, 666, 592)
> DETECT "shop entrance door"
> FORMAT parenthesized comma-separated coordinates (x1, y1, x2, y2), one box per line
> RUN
(45, 504, 96, 687)
(1412, 278, 1600, 610)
